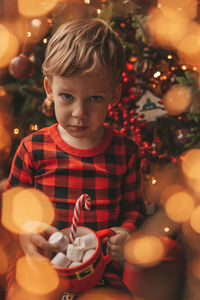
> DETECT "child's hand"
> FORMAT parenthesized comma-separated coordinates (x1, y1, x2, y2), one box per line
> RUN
(107, 227, 131, 261)
(19, 224, 59, 258)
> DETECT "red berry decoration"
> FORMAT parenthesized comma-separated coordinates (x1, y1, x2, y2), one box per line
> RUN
(9, 54, 34, 81)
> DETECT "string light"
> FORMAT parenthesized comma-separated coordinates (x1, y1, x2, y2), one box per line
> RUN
(151, 177, 157, 185)
(96, 8, 102, 14)
(181, 65, 187, 70)
(26, 31, 31, 38)
(43, 38, 48, 44)
(29, 124, 39, 131)
(164, 226, 170, 232)
(167, 54, 172, 59)
(153, 71, 161, 78)
(14, 128, 20, 135)
(83, 0, 90, 4)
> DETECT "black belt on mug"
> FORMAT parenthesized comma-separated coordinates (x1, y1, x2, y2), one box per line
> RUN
(60, 253, 102, 280)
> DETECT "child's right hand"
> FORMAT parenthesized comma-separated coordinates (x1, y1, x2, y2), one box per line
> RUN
(19, 225, 59, 258)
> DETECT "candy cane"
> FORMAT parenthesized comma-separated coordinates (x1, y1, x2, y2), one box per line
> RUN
(69, 194, 91, 243)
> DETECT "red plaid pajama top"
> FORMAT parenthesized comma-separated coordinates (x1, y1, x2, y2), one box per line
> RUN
(4, 122, 146, 298)
(5, 122, 145, 231)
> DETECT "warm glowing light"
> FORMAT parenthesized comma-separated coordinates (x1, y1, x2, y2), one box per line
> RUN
(78, 288, 132, 300)
(152, 177, 157, 185)
(164, 190, 194, 222)
(0, 29, 20, 68)
(0, 25, 9, 59)
(124, 235, 165, 267)
(0, 86, 6, 96)
(29, 124, 39, 131)
(27, 31, 31, 38)
(31, 19, 42, 28)
(148, 8, 189, 48)
(0, 125, 11, 150)
(181, 149, 200, 181)
(16, 256, 59, 295)
(43, 38, 48, 44)
(0, 248, 8, 275)
(163, 85, 192, 116)
(190, 206, 200, 233)
(191, 257, 200, 279)
(158, 0, 197, 21)
(2, 187, 55, 234)
(96, 9, 102, 14)
(83, 0, 90, 4)
(14, 128, 20, 135)
(167, 54, 172, 59)
(164, 226, 170, 232)
(181, 65, 187, 70)
(177, 28, 200, 66)
(18, 0, 59, 17)
(153, 71, 161, 78)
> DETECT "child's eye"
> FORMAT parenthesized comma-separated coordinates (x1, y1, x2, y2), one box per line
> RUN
(61, 94, 73, 100)
(90, 96, 103, 102)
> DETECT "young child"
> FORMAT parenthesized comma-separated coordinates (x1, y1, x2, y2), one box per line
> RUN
(4, 18, 146, 299)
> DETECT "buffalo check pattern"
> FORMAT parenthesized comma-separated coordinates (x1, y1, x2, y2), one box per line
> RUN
(5, 123, 146, 231)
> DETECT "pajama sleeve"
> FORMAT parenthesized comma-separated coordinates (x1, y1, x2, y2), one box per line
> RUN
(5, 139, 35, 190)
(119, 147, 146, 232)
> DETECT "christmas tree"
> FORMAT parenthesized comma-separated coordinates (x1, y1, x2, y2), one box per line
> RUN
(1, 1, 200, 299)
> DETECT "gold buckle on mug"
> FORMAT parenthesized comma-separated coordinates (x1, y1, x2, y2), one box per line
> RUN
(76, 264, 94, 280)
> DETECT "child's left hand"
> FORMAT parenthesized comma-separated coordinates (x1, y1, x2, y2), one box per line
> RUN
(107, 227, 131, 261)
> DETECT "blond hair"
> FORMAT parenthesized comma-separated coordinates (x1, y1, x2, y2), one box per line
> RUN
(42, 18, 124, 86)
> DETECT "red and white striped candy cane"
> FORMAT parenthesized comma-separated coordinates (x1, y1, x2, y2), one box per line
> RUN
(69, 194, 91, 243)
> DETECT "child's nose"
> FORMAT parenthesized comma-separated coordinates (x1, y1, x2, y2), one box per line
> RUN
(72, 101, 87, 119)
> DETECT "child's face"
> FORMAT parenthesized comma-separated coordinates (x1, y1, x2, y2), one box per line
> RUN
(44, 69, 121, 148)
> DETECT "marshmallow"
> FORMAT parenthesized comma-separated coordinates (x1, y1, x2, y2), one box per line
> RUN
(51, 252, 71, 268)
(69, 261, 82, 268)
(74, 234, 97, 250)
(82, 249, 96, 263)
(48, 232, 69, 252)
(67, 244, 84, 262)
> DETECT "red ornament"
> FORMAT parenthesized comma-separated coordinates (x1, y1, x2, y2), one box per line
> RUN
(9, 54, 34, 81)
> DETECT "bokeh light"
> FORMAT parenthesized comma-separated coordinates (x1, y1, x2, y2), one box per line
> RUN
(18, 0, 59, 17)
(0, 28, 20, 68)
(164, 189, 194, 222)
(0, 124, 11, 151)
(0, 25, 9, 59)
(16, 256, 59, 295)
(163, 85, 192, 116)
(2, 187, 55, 234)
(147, 8, 189, 48)
(190, 257, 200, 279)
(124, 235, 165, 267)
(158, 0, 197, 21)
(177, 22, 200, 67)
(0, 248, 8, 275)
(78, 288, 132, 300)
(190, 206, 200, 233)
(181, 149, 200, 181)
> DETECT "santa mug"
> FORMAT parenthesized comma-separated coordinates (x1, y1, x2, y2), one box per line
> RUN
(52, 226, 115, 295)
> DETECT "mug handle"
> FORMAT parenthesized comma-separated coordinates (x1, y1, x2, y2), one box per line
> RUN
(96, 228, 116, 265)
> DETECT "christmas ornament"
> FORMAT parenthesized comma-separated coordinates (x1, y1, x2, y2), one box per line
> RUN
(9, 54, 34, 81)
(163, 84, 192, 116)
(136, 90, 166, 122)
(134, 47, 156, 78)
(131, 78, 146, 100)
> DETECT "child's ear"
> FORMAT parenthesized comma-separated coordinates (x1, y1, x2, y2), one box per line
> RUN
(110, 84, 122, 107)
(44, 77, 54, 102)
